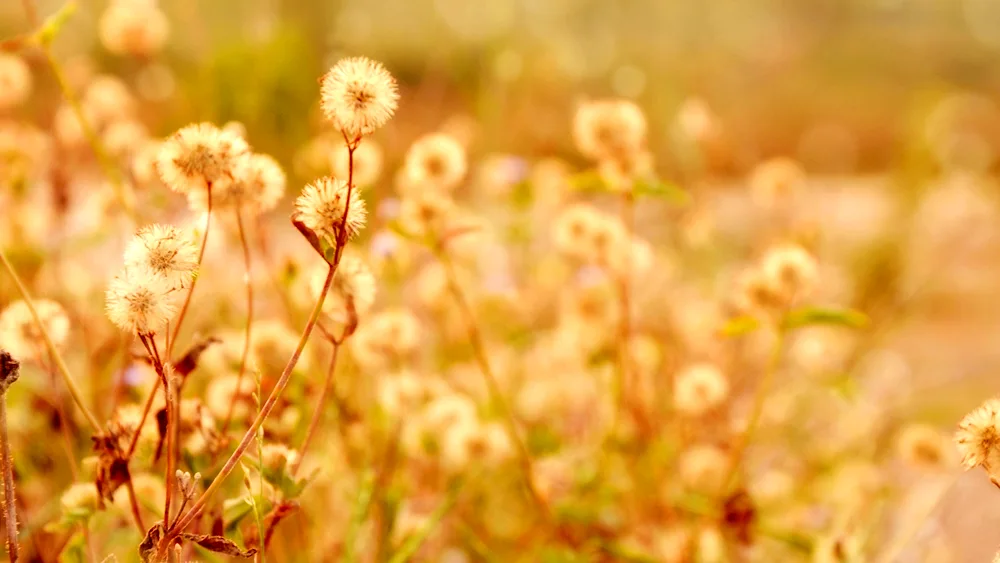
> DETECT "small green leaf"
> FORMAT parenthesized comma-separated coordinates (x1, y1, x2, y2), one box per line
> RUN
(633, 178, 691, 205)
(782, 306, 869, 330)
(719, 316, 760, 337)
(569, 171, 610, 194)
(36, 1, 77, 46)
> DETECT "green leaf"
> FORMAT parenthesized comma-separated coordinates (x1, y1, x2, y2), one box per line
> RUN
(569, 171, 610, 194)
(58, 530, 87, 563)
(344, 470, 376, 563)
(633, 178, 691, 205)
(718, 316, 760, 337)
(37, 1, 77, 46)
(782, 306, 869, 330)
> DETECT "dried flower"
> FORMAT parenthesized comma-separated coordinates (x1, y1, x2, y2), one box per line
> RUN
(349, 309, 422, 370)
(294, 176, 367, 243)
(896, 423, 952, 468)
(678, 444, 729, 494)
(83, 75, 137, 126)
(573, 99, 647, 160)
(749, 157, 805, 209)
(156, 123, 250, 195)
(673, 363, 730, 417)
(320, 57, 399, 139)
(403, 133, 467, 191)
(0, 54, 32, 111)
(397, 192, 458, 240)
(99, 0, 170, 57)
(0, 299, 71, 360)
(759, 244, 819, 300)
(192, 152, 286, 214)
(105, 268, 178, 334)
(955, 398, 1000, 474)
(123, 224, 200, 289)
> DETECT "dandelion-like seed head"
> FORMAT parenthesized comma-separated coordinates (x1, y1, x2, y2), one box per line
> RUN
(760, 243, 819, 300)
(320, 57, 399, 140)
(573, 99, 647, 160)
(732, 268, 787, 318)
(750, 157, 805, 208)
(294, 176, 367, 243)
(156, 122, 249, 195)
(105, 268, 178, 335)
(123, 224, 200, 289)
(896, 423, 952, 468)
(403, 133, 467, 191)
(0, 53, 32, 111)
(0, 299, 71, 360)
(956, 397, 1000, 471)
(99, 0, 170, 57)
(673, 363, 730, 417)
(398, 192, 457, 239)
(195, 152, 286, 214)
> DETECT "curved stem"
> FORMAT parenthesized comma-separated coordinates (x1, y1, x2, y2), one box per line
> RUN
(167, 187, 213, 359)
(0, 247, 101, 431)
(164, 266, 336, 542)
(722, 326, 786, 494)
(126, 379, 160, 458)
(222, 205, 254, 435)
(125, 478, 146, 533)
(0, 395, 18, 562)
(290, 343, 340, 476)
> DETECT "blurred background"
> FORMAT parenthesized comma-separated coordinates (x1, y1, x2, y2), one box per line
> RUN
(3, 0, 1000, 179)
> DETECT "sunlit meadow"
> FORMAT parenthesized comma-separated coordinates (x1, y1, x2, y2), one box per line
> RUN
(1, 0, 1000, 562)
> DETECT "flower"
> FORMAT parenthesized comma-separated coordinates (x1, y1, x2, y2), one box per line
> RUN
(0, 54, 32, 111)
(123, 224, 200, 289)
(156, 123, 250, 195)
(896, 423, 952, 468)
(678, 444, 729, 494)
(0, 299, 71, 359)
(99, 0, 170, 57)
(749, 157, 805, 209)
(759, 243, 819, 300)
(191, 152, 286, 214)
(673, 363, 730, 417)
(105, 268, 178, 334)
(572, 99, 647, 160)
(294, 177, 367, 243)
(955, 398, 1000, 472)
(397, 192, 458, 240)
(320, 57, 399, 139)
(402, 133, 467, 191)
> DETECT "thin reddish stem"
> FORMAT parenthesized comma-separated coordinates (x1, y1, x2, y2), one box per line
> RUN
(222, 205, 254, 435)
(168, 184, 213, 359)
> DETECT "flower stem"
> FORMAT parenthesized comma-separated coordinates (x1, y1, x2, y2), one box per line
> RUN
(222, 205, 255, 435)
(0, 393, 18, 562)
(722, 326, 786, 494)
(167, 186, 213, 359)
(163, 265, 336, 545)
(291, 343, 340, 477)
(0, 247, 102, 431)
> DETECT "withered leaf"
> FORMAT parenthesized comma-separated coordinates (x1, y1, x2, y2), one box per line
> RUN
(137, 522, 165, 562)
(153, 407, 168, 462)
(91, 431, 130, 503)
(173, 336, 222, 377)
(179, 533, 258, 558)
(291, 212, 326, 262)
(722, 489, 756, 546)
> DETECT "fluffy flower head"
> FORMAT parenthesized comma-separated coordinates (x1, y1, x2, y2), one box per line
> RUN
(0, 299, 70, 359)
(956, 397, 1000, 471)
(294, 176, 367, 243)
(123, 224, 199, 289)
(0, 54, 32, 111)
(105, 268, 178, 334)
(403, 133, 467, 191)
(320, 57, 399, 139)
(156, 123, 249, 195)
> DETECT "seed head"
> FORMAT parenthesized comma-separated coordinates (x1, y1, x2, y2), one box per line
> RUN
(0, 54, 32, 111)
(402, 133, 467, 191)
(193, 152, 286, 214)
(123, 224, 200, 289)
(956, 397, 1000, 472)
(673, 363, 730, 417)
(320, 57, 399, 140)
(759, 243, 819, 300)
(0, 299, 71, 360)
(573, 99, 647, 160)
(99, 0, 170, 57)
(156, 123, 250, 195)
(105, 267, 178, 335)
(397, 192, 458, 240)
(749, 157, 805, 209)
(0, 350, 20, 393)
(294, 176, 367, 243)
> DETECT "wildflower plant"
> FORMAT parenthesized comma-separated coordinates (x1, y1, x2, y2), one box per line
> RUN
(0, 5, 982, 563)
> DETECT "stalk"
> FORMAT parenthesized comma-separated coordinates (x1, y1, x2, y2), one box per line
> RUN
(0, 352, 21, 562)
(222, 205, 254, 435)
(290, 343, 340, 476)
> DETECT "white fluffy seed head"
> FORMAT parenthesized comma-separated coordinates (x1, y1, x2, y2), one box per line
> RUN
(320, 57, 399, 140)
(156, 123, 250, 195)
(294, 176, 368, 243)
(105, 267, 178, 335)
(123, 224, 200, 289)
